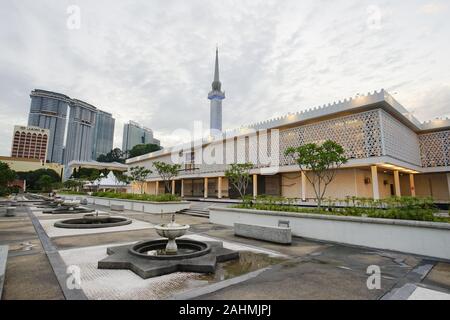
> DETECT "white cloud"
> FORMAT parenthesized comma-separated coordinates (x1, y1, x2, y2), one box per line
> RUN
(0, 0, 450, 156)
(420, 2, 447, 15)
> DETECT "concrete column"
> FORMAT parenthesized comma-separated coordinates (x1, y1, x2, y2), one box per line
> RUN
(301, 171, 306, 201)
(446, 173, 450, 200)
(204, 177, 208, 198)
(171, 180, 175, 195)
(371, 165, 380, 200)
(253, 174, 258, 198)
(155, 181, 159, 195)
(181, 179, 184, 197)
(218, 177, 223, 199)
(394, 170, 401, 197)
(409, 174, 416, 197)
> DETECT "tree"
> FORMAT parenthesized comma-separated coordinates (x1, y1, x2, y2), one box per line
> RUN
(63, 179, 85, 191)
(70, 168, 101, 190)
(128, 143, 162, 159)
(152, 161, 181, 194)
(285, 140, 347, 208)
(129, 166, 152, 194)
(86, 169, 102, 190)
(36, 175, 53, 192)
(113, 171, 131, 184)
(225, 163, 253, 201)
(0, 161, 16, 194)
(16, 168, 60, 191)
(97, 148, 125, 163)
(112, 171, 131, 192)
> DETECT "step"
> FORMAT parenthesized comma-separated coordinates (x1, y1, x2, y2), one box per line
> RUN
(179, 210, 209, 217)
(181, 209, 209, 214)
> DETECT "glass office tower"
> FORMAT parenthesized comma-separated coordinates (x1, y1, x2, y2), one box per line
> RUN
(92, 110, 115, 160)
(64, 99, 97, 165)
(122, 121, 160, 153)
(28, 89, 71, 163)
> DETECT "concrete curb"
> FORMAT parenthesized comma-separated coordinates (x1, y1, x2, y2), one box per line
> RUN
(27, 208, 88, 300)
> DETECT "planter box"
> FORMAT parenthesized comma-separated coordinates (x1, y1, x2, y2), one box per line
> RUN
(59, 194, 191, 214)
(210, 206, 450, 260)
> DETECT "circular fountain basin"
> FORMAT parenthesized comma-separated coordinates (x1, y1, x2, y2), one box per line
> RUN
(130, 239, 211, 260)
(54, 216, 131, 229)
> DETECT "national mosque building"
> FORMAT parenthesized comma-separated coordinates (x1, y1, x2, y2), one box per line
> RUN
(126, 50, 450, 203)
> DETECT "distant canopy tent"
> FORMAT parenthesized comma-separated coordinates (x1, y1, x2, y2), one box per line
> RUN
(84, 171, 129, 191)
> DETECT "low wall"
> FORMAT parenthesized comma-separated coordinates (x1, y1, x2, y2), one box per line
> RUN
(210, 206, 450, 260)
(0, 245, 8, 299)
(60, 194, 191, 214)
(235, 223, 292, 244)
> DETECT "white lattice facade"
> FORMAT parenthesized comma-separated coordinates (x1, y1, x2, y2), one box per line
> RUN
(279, 110, 383, 166)
(419, 131, 450, 168)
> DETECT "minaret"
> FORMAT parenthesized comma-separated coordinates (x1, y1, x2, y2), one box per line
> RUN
(208, 47, 225, 132)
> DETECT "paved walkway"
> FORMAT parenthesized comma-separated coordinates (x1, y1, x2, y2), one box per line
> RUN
(1, 201, 450, 300)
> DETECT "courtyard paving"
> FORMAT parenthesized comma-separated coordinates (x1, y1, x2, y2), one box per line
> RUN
(1, 200, 450, 300)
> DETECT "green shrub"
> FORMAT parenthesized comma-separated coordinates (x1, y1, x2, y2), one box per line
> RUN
(233, 195, 445, 223)
(91, 191, 181, 202)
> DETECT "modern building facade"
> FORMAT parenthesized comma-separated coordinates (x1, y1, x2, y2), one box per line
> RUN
(127, 90, 450, 203)
(208, 48, 225, 133)
(10, 125, 49, 161)
(92, 110, 115, 160)
(28, 89, 71, 164)
(122, 121, 160, 153)
(64, 99, 97, 165)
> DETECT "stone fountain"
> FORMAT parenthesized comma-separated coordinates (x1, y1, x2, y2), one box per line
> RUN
(154, 214, 190, 255)
(43, 199, 94, 214)
(98, 213, 239, 279)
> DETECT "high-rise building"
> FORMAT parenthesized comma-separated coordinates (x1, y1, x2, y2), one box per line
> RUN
(122, 121, 160, 153)
(27, 89, 116, 172)
(28, 89, 71, 163)
(208, 47, 225, 132)
(10, 125, 49, 161)
(64, 99, 97, 165)
(92, 110, 115, 160)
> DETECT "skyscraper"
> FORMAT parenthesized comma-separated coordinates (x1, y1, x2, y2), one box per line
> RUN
(64, 99, 97, 165)
(122, 121, 160, 153)
(92, 110, 115, 160)
(208, 47, 225, 132)
(10, 125, 49, 161)
(28, 89, 71, 163)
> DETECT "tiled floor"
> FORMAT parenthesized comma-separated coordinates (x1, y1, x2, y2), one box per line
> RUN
(1, 201, 450, 300)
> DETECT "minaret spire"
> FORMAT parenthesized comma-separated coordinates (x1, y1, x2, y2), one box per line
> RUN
(208, 47, 225, 133)
(212, 47, 221, 91)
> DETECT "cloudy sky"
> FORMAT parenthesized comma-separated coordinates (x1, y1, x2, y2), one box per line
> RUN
(0, 0, 449, 156)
